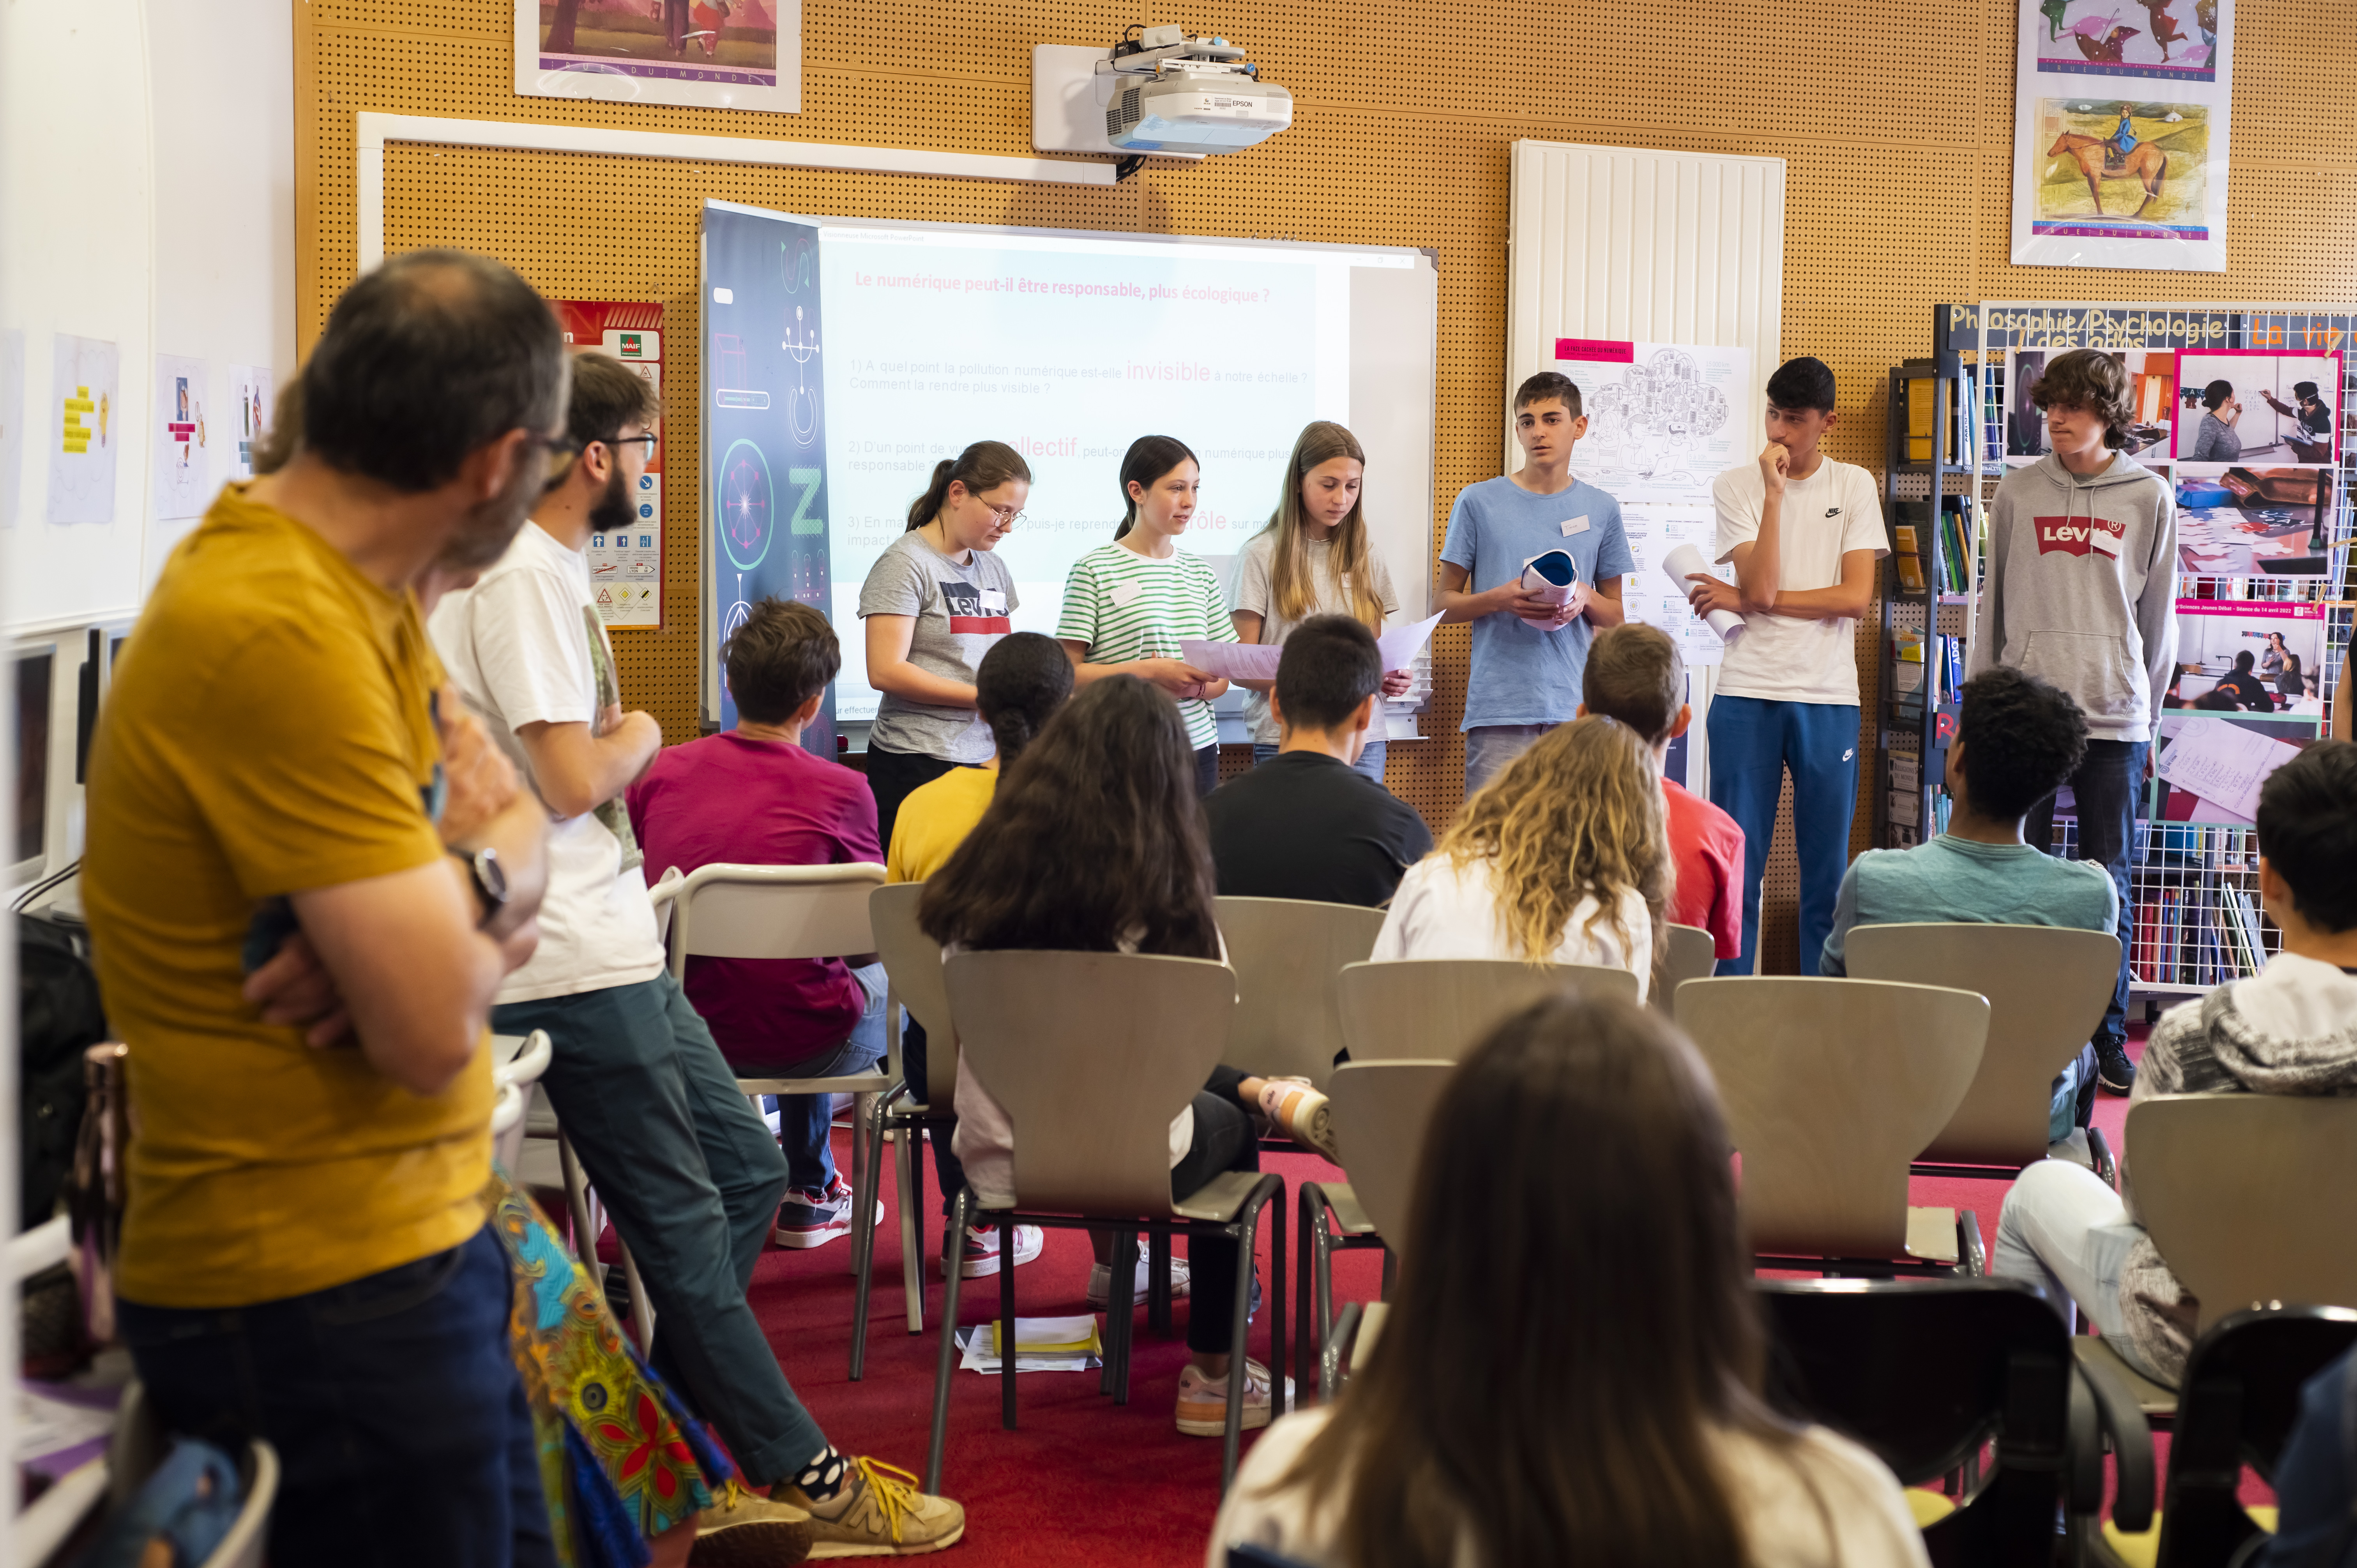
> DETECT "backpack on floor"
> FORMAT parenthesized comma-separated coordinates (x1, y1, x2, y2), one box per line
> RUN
(18, 908, 106, 1228)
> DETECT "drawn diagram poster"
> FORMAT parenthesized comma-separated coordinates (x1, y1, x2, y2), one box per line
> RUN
(515, 0, 799, 115)
(48, 334, 120, 524)
(555, 300, 665, 630)
(1553, 341, 1751, 665)
(152, 354, 210, 520)
(229, 364, 271, 481)
(701, 201, 831, 750)
(2012, 0, 2233, 271)
(0, 330, 24, 527)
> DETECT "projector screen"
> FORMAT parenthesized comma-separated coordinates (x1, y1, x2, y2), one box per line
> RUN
(699, 201, 1438, 739)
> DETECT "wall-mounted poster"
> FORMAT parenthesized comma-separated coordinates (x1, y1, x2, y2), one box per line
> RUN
(48, 334, 120, 525)
(2003, 348, 2177, 462)
(2171, 350, 2339, 464)
(2173, 465, 2330, 578)
(554, 300, 666, 631)
(2011, 0, 2233, 271)
(514, 0, 798, 113)
(151, 354, 210, 521)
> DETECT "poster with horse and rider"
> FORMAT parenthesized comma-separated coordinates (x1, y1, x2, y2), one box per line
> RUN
(2011, 0, 2233, 272)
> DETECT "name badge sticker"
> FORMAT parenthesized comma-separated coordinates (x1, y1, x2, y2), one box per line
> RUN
(981, 588, 1008, 613)
(1110, 581, 1143, 607)
(1560, 515, 1591, 537)
(2090, 527, 2123, 558)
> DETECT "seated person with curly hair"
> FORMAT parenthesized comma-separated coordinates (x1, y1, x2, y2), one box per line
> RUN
(1820, 667, 2119, 1141)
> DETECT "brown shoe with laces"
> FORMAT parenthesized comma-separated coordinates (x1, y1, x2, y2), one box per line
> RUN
(688, 1480, 815, 1565)
(777, 1457, 964, 1557)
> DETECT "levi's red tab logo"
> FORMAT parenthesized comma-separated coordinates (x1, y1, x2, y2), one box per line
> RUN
(2034, 516, 2126, 558)
(941, 581, 1011, 635)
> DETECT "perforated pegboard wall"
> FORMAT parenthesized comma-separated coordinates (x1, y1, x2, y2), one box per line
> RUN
(303, 0, 2357, 971)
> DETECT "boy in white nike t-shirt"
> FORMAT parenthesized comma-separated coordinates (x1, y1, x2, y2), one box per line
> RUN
(1685, 356, 1886, 975)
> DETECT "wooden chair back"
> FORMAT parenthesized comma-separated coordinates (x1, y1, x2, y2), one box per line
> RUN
(1846, 923, 2120, 1165)
(1338, 959, 1640, 1063)
(666, 861, 885, 979)
(944, 950, 1234, 1216)
(1325, 1060, 1454, 1260)
(1676, 976, 1988, 1258)
(870, 883, 956, 1104)
(2128, 1094, 2357, 1332)
(1657, 923, 1717, 1014)
(1216, 896, 1386, 1088)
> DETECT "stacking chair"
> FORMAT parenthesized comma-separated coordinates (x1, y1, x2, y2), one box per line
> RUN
(1214, 896, 1386, 1090)
(2073, 1094, 2357, 1425)
(1656, 922, 1717, 1016)
(490, 1029, 551, 1174)
(850, 881, 954, 1376)
(2096, 1306, 2357, 1568)
(1306, 958, 1642, 1379)
(1846, 923, 2123, 1182)
(106, 1379, 281, 1568)
(1757, 1278, 2155, 1563)
(660, 861, 898, 1270)
(1676, 977, 1990, 1273)
(926, 950, 1285, 1494)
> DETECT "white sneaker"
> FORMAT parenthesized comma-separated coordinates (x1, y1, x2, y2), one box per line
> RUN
(942, 1222, 1044, 1279)
(1087, 1241, 1192, 1308)
(1174, 1359, 1281, 1437)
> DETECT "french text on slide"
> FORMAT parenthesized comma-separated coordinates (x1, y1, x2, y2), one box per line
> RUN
(852, 271, 1274, 308)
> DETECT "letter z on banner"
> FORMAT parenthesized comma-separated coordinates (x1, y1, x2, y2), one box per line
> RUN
(701, 199, 832, 751)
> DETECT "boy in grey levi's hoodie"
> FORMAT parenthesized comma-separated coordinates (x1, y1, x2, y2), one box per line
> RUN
(1993, 741, 2357, 1386)
(1968, 349, 2178, 1100)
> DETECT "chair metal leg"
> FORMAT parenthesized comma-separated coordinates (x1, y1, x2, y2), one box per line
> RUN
(556, 1132, 602, 1284)
(1147, 1224, 1172, 1336)
(1959, 1210, 1987, 1277)
(926, 1187, 972, 1496)
(619, 1240, 655, 1356)
(1268, 1183, 1287, 1419)
(1380, 1245, 1397, 1300)
(1110, 1227, 1137, 1406)
(849, 1095, 894, 1381)
(998, 1218, 1019, 1432)
(847, 1091, 875, 1275)
(1312, 1208, 1336, 1381)
(1295, 1185, 1319, 1407)
(1221, 1201, 1260, 1492)
(897, 1121, 924, 1335)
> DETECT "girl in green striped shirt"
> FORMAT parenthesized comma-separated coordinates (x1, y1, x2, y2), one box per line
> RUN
(1056, 435, 1239, 795)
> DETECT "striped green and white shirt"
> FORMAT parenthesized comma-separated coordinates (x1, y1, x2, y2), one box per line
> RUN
(1056, 541, 1239, 750)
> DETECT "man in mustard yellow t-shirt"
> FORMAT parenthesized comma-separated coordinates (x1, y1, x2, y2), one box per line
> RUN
(83, 251, 563, 1566)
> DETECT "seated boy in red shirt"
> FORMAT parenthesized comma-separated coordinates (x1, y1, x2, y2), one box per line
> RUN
(627, 597, 885, 1248)
(1578, 623, 1746, 966)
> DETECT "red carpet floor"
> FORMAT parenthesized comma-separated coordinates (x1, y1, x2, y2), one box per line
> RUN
(664, 1026, 2250, 1563)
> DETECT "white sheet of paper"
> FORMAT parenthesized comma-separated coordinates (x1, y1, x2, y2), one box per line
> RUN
(1180, 639, 1282, 682)
(2156, 717, 2303, 823)
(1376, 610, 1445, 671)
(1660, 542, 1746, 645)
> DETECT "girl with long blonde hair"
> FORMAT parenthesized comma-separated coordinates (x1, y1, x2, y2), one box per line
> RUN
(1369, 715, 1670, 997)
(1230, 421, 1413, 782)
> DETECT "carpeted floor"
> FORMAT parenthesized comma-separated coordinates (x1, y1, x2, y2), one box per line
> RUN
(675, 1024, 2236, 1564)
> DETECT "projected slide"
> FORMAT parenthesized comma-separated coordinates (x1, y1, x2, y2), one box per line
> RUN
(703, 205, 1437, 732)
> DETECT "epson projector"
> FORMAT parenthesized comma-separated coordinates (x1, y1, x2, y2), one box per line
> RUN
(1032, 26, 1291, 173)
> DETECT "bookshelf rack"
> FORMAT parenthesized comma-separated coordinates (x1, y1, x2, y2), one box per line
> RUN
(1892, 301, 2357, 1016)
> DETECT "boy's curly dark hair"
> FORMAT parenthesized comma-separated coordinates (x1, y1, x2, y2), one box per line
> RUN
(2029, 350, 2138, 450)
(1958, 667, 2089, 820)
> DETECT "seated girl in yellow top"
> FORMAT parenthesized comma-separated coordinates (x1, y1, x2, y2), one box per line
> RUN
(883, 630, 1073, 1279)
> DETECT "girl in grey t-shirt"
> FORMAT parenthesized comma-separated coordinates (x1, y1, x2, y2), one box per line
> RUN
(855, 440, 1032, 847)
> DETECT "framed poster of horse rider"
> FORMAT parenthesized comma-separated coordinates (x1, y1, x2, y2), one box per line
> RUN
(514, 0, 801, 114)
(2011, 0, 2234, 271)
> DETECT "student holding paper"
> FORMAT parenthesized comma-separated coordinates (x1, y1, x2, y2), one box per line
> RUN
(1436, 373, 1634, 796)
(1057, 435, 1235, 796)
(1685, 356, 1885, 977)
(857, 439, 1034, 849)
(1229, 421, 1414, 784)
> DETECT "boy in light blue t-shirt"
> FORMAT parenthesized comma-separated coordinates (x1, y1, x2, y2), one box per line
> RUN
(1822, 666, 2118, 1139)
(1438, 371, 1635, 795)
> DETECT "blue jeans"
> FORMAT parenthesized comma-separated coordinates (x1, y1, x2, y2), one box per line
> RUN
(2024, 738, 2147, 1049)
(1463, 724, 1551, 798)
(117, 1227, 554, 1568)
(493, 973, 826, 1487)
(740, 961, 889, 1192)
(1705, 696, 1861, 976)
(1251, 739, 1388, 784)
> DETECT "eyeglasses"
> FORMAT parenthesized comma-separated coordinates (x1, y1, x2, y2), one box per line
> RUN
(605, 432, 659, 459)
(974, 499, 1024, 528)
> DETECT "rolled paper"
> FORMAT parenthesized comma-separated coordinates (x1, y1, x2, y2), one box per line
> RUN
(1662, 542, 1746, 645)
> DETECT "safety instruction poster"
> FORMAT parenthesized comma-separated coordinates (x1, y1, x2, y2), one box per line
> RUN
(557, 300, 664, 630)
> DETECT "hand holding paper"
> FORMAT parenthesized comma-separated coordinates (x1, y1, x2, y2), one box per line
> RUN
(1184, 609, 1445, 685)
(1663, 543, 1746, 645)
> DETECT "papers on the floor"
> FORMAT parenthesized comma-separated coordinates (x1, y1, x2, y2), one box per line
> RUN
(955, 1315, 1105, 1376)
(2156, 717, 2304, 824)
(1659, 543, 1745, 645)
(1182, 608, 1446, 683)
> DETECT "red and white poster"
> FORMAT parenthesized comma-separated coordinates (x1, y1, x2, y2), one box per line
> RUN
(556, 300, 664, 630)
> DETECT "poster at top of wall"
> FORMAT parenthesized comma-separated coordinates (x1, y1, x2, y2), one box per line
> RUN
(1551, 340, 1752, 666)
(514, 0, 799, 114)
(2011, 0, 2233, 271)
(48, 334, 120, 525)
(555, 300, 664, 631)
(152, 354, 210, 521)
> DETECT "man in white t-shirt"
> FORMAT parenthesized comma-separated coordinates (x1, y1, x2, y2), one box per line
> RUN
(430, 355, 964, 1557)
(1685, 356, 1887, 976)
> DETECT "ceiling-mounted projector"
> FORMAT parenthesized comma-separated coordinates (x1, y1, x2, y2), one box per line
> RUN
(1032, 25, 1291, 176)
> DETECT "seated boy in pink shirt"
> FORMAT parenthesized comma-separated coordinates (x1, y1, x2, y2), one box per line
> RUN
(1578, 623, 1746, 964)
(627, 598, 886, 1248)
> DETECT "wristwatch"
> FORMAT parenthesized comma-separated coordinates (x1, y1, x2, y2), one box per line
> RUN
(451, 846, 509, 926)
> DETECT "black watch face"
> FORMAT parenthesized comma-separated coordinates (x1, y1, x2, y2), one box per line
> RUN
(477, 848, 509, 903)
